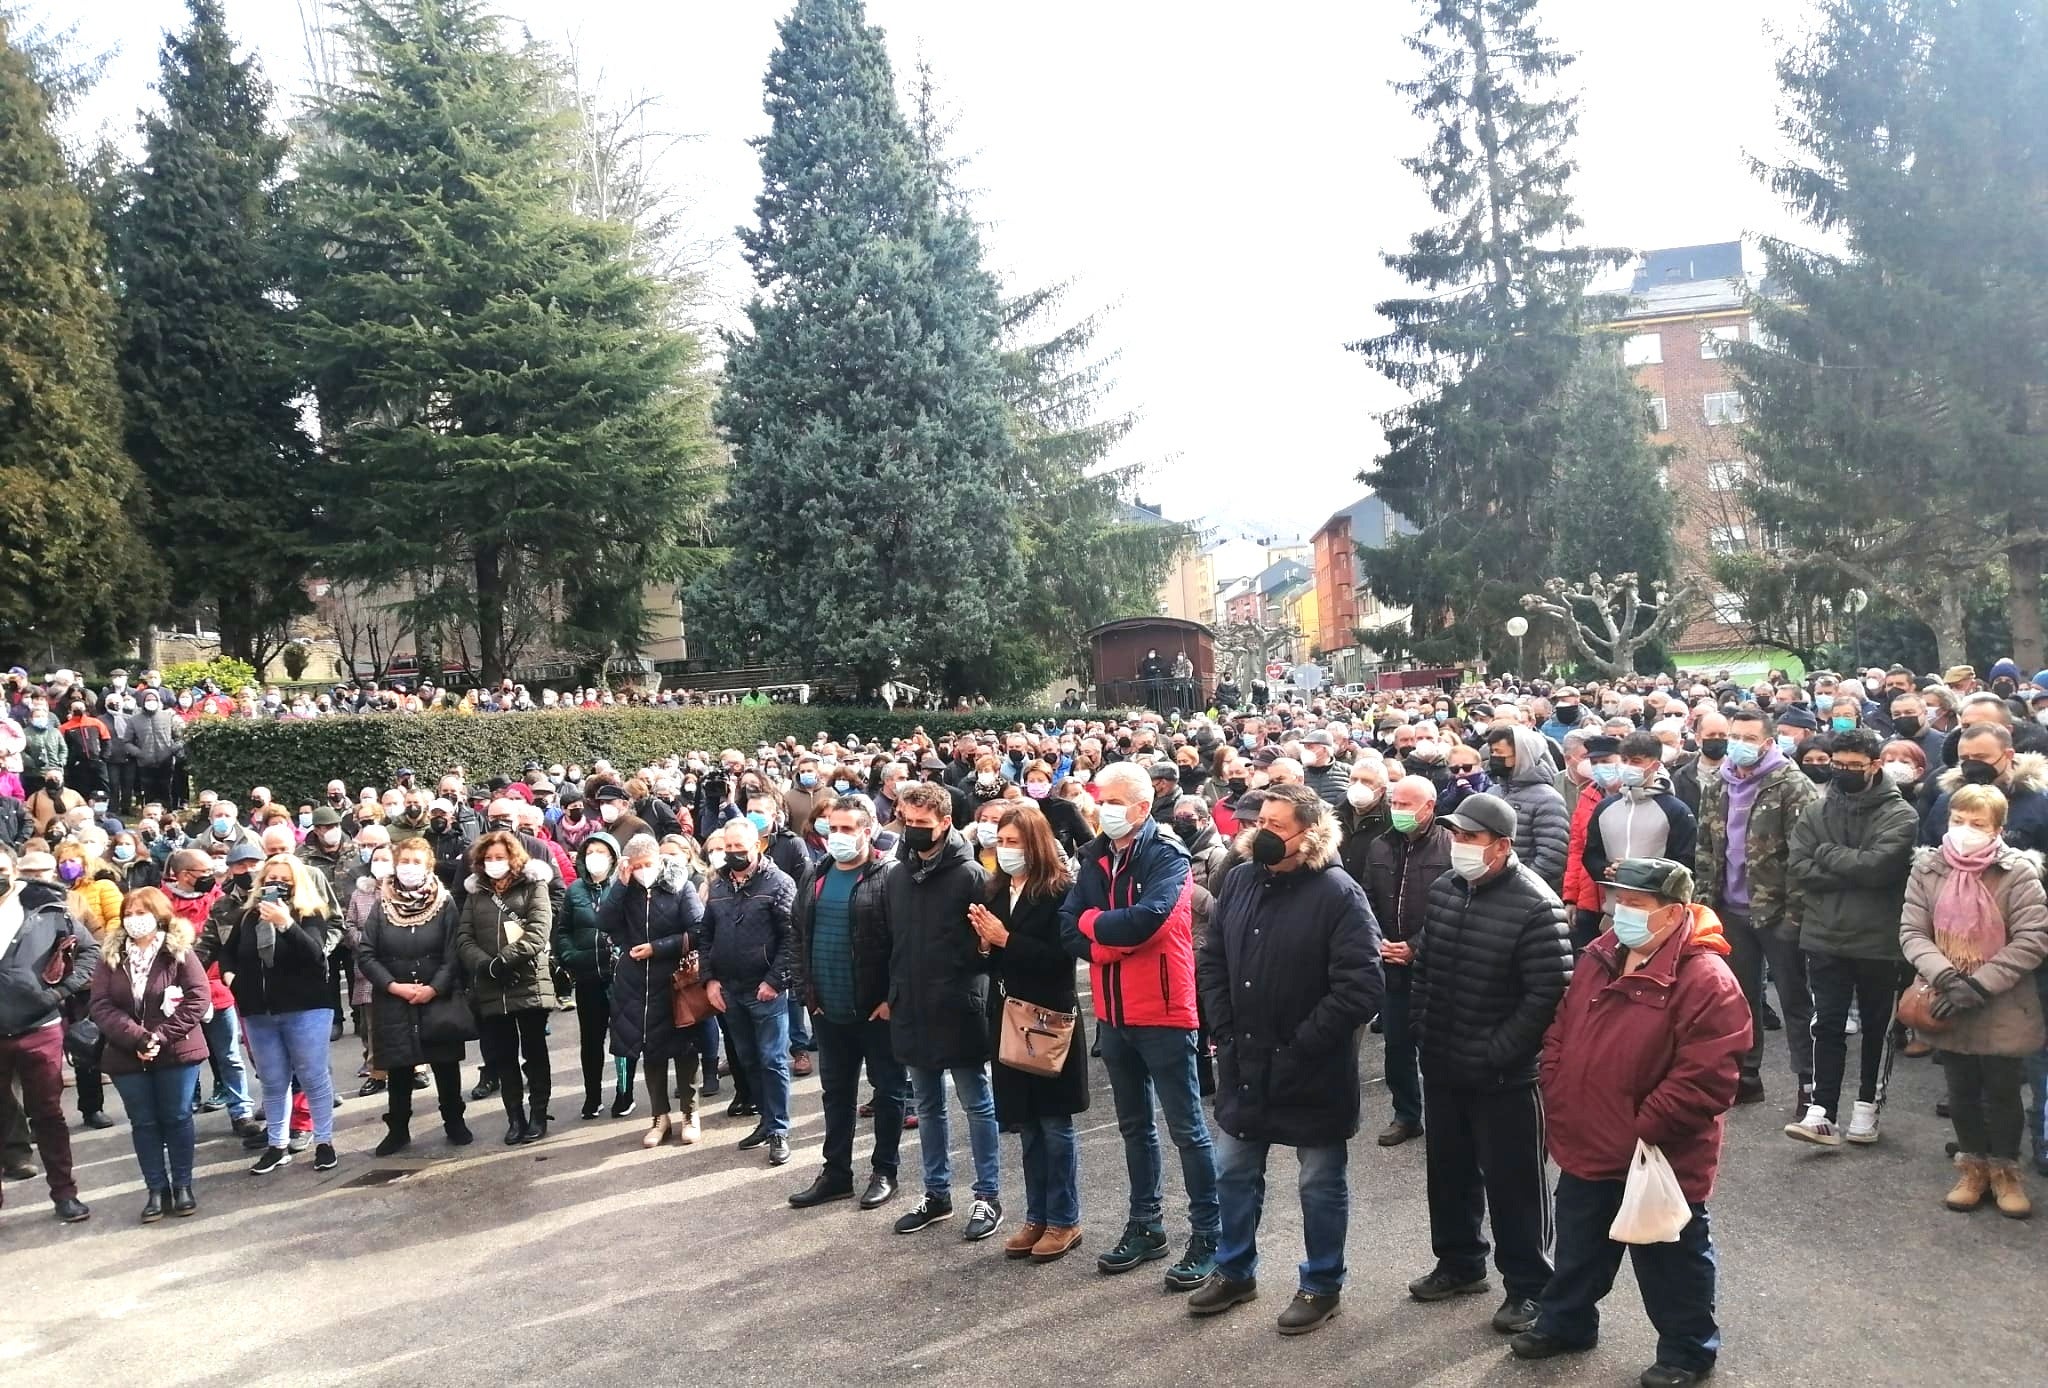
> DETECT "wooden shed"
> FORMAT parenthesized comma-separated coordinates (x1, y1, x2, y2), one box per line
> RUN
(1085, 616, 1216, 712)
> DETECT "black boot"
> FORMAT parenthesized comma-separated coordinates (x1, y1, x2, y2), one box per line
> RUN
(441, 1100, 473, 1145)
(374, 1115, 411, 1157)
(521, 1091, 550, 1144)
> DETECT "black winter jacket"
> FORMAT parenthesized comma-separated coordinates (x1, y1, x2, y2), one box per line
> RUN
(1787, 776, 1919, 960)
(794, 854, 894, 1020)
(1363, 822, 1453, 944)
(599, 863, 705, 1060)
(358, 891, 464, 1069)
(989, 885, 1089, 1127)
(1200, 824, 1384, 1147)
(1412, 852, 1572, 1091)
(886, 830, 993, 1070)
(701, 861, 797, 995)
(0, 882, 98, 1036)
(223, 901, 338, 1017)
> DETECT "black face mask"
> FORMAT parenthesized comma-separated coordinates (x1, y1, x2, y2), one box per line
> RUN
(1959, 759, 2002, 786)
(489, 819, 514, 833)
(1700, 737, 1728, 761)
(1553, 704, 1581, 726)
(328, 794, 346, 807)
(1250, 827, 1291, 867)
(190, 873, 216, 895)
(1486, 756, 1511, 780)
(722, 855, 751, 877)
(1803, 764, 1832, 784)
(1171, 818, 1200, 844)
(430, 816, 449, 832)
(1227, 777, 1248, 793)
(901, 825, 938, 853)
(1892, 716, 1922, 738)
(1833, 768, 1875, 794)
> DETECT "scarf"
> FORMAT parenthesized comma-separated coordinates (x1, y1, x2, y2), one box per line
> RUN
(1717, 744, 1785, 910)
(1933, 836, 2007, 971)
(380, 873, 445, 929)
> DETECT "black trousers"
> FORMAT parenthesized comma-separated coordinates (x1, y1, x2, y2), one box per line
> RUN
(814, 1013, 904, 1181)
(1943, 1052, 2026, 1161)
(1722, 909, 1812, 1082)
(105, 761, 136, 814)
(644, 1050, 701, 1120)
(477, 1009, 551, 1122)
(573, 978, 611, 1103)
(386, 1062, 464, 1126)
(138, 763, 175, 810)
(1806, 951, 1904, 1120)
(1423, 1080, 1554, 1300)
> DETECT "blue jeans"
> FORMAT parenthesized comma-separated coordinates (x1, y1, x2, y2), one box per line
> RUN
(1535, 1171, 1719, 1373)
(907, 1064, 1000, 1202)
(724, 992, 791, 1136)
(1214, 1129, 1349, 1294)
(1096, 1023, 1219, 1236)
(198, 1005, 251, 1120)
(1382, 964, 1421, 1127)
(787, 993, 815, 1052)
(1018, 1115, 1080, 1226)
(111, 1062, 201, 1190)
(243, 1009, 335, 1146)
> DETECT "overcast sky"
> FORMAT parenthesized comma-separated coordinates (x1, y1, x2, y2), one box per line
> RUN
(61, 0, 1817, 536)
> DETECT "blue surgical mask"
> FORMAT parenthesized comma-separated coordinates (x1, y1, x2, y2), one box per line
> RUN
(825, 831, 862, 864)
(812, 818, 828, 837)
(798, 773, 817, 789)
(746, 810, 771, 834)
(1613, 904, 1658, 949)
(1776, 734, 1799, 754)
(211, 816, 232, 837)
(1829, 716, 1856, 732)
(1724, 740, 1760, 768)
(1590, 763, 1622, 789)
(1618, 765, 1646, 789)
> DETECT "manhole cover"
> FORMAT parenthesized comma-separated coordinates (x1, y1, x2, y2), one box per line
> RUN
(339, 1168, 414, 1188)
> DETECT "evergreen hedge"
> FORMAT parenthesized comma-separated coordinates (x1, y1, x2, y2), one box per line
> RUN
(185, 706, 1067, 804)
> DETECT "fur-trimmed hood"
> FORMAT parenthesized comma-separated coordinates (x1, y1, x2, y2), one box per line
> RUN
(464, 857, 552, 894)
(1233, 811, 1343, 871)
(1936, 750, 2048, 797)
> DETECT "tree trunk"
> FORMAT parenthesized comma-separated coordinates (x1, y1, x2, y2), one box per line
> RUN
(1931, 574, 1970, 672)
(2006, 541, 2045, 674)
(137, 624, 158, 674)
(474, 543, 505, 685)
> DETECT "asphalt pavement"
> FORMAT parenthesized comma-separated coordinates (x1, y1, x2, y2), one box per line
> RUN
(1, 1008, 2040, 1388)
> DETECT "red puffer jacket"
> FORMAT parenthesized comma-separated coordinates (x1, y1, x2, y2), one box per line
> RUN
(1562, 786, 1607, 914)
(1059, 818, 1198, 1030)
(1538, 904, 1751, 1202)
(166, 884, 230, 1011)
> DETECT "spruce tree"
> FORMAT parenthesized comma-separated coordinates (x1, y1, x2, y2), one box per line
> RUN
(0, 19, 155, 657)
(711, 0, 1018, 694)
(1352, 0, 1627, 665)
(1545, 344, 1673, 587)
(1731, 0, 2048, 669)
(293, 0, 717, 682)
(110, 0, 312, 668)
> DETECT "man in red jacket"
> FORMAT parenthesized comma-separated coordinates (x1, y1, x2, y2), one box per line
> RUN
(1513, 858, 1751, 1388)
(163, 849, 260, 1140)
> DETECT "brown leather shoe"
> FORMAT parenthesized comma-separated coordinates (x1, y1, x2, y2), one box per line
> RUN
(1004, 1221, 1046, 1258)
(791, 1050, 814, 1078)
(1988, 1161, 2032, 1219)
(1946, 1154, 1990, 1211)
(1031, 1224, 1083, 1262)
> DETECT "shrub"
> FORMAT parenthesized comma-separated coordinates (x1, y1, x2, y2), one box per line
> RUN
(186, 705, 1066, 804)
(161, 657, 259, 692)
(280, 643, 310, 681)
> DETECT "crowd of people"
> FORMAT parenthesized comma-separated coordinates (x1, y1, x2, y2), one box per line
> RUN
(5, 657, 2048, 1387)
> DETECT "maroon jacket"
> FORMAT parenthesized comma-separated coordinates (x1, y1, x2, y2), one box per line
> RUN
(1538, 905, 1751, 1202)
(87, 943, 211, 1076)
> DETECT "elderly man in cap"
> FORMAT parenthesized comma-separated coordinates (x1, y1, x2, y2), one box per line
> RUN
(1407, 792, 1572, 1337)
(1512, 859, 1750, 1388)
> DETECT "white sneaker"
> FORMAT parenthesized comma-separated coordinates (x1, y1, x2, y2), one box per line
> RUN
(1845, 1100, 1881, 1145)
(1784, 1104, 1841, 1147)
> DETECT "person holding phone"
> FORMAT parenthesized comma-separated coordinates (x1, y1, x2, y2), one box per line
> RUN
(88, 887, 209, 1221)
(223, 854, 341, 1175)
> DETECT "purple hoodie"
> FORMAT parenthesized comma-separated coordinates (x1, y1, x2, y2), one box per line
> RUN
(1718, 742, 1788, 909)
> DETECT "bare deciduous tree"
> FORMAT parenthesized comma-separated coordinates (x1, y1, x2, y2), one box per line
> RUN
(1521, 572, 1700, 679)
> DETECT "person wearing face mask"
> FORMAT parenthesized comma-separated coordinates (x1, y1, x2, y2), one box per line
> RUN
(0, 845, 100, 1222)
(1922, 722, 2048, 855)
(1408, 792, 1571, 1336)
(744, 788, 817, 1075)
(359, 840, 471, 1155)
(343, 842, 396, 1097)
(968, 798, 1008, 876)
(1582, 733, 1697, 948)
(129, 690, 184, 811)
(161, 849, 254, 1136)
(222, 854, 341, 1175)
(194, 800, 258, 857)
(789, 797, 906, 1212)
(1900, 785, 2048, 1218)
(88, 886, 210, 1222)
(590, 783, 653, 847)
(424, 799, 477, 902)
(1169, 796, 1233, 896)
(1512, 858, 1748, 1387)
(1363, 777, 1453, 1147)
(1336, 761, 1391, 886)
(455, 832, 558, 1145)
(99, 695, 138, 816)
(1671, 711, 1729, 817)
(55, 839, 120, 1131)
(1019, 761, 1088, 856)
(555, 832, 630, 1120)
(700, 820, 799, 1167)
(1297, 732, 1347, 810)
(1539, 689, 1585, 747)
(598, 834, 707, 1147)
(1783, 728, 1919, 1149)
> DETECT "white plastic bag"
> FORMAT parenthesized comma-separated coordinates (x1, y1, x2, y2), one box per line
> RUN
(1608, 1139, 1690, 1245)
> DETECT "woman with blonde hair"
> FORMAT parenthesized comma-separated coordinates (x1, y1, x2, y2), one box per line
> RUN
(456, 830, 556, 1145)
(223, 853, 341, 1175)
(55, 835, 122, 1129)
(1901, 784, 2048, 1218)
(360, 837, 471, 1154)
(88, 886, 210, 1221)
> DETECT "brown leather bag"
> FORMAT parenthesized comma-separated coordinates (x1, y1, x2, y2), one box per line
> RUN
(40, 931, 77, 987)
(998, 995, 1076, 1078)
(1896, 977, 1950, 1035)
(671, 938, 717, 1029)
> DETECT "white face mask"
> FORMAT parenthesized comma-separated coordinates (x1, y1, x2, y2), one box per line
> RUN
(1449, 842, 1493, 881)
(975, 821, 999, 846)
(1413, 739, 1443, 762)
(1880, 762, 1918, 785)
(995, 846, 1028, 876)
(1097, 802, 1131, 838)
(1946, 825, 1996, 856)
(123, 914, 156, 940)
(370, 859, 394, 879)
(707, 850, 726, 872)
(394, 863, 426, 887)
(483, 859, 510, 880)
(586, 853, 612, 880)
(1345, 783, 1379, 809)
(632, 865, 659, 888)
(600, 802, 623, 823)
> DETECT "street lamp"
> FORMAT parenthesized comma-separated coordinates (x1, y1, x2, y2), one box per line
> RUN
(1505, 615, 1528, 676)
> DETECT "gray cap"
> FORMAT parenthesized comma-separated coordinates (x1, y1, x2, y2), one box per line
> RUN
(224, 841, 264, 866)
(1440, 792, 1516, 840)
(1302, 730, 1335, 748)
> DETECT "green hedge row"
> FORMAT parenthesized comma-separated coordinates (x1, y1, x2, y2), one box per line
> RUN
(184, 706, 1068, 804)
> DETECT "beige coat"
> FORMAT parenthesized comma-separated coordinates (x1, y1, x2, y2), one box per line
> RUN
(1900, 846, 2048, 1056)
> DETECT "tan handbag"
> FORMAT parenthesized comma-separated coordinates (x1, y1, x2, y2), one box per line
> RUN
(998, 995, 1075, 1078)
(1896, 977, 1950, 1035)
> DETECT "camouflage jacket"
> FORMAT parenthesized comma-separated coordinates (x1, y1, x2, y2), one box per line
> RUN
(1696, 757, 1817, 937)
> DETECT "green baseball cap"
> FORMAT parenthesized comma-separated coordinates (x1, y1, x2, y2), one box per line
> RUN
(1603, 857, 1695, 904)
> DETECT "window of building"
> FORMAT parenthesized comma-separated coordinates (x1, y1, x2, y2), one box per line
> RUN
(1708, 525, 1748, 554)
(1706, 460, 1749, 491)
(1711, 592, 1745, 625)
(1646, 396, 1669, 432)
(1699, 324, 1743, 358)
(1703, 391, 1746, 426)
(1622, 332, 1662, 367)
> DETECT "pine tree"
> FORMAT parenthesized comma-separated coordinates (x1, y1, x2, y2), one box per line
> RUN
(1351, 0, 1627, 665)
(710, 0, 1018, 694)
(1545, 343, 1674, 587)
(293, 0, 718, 682)
(0, 19, 156, 658)
(1730, 0, 2048, 670)
(110, 0, 312, 670)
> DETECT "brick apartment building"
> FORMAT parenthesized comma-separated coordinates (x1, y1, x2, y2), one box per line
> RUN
(1310, 494, 1410, 682)
(1615, 242, 1778, 661)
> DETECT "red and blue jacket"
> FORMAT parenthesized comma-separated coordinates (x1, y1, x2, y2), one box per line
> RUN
(1059, 817, 1197, 1030)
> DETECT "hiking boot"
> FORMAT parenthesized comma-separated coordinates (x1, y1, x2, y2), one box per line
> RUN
(1845, 1100, 1881, 1145)
(1408, 1268, 1489, 1301)
(1946, 1154, 1990, 1211)
(1096, 1221, 1168, 1274)
(1164, 1233, 1218, 1291)
(1987, 1161, 2032, 1219)
(1185, 1272, 1257, 1317)
(641, 1115, 671, 1149)
(677, 1114, 701, 1145)
(1276, 1289, 1340, 1335)
(790, 1050, 814, 1078)
(1004, 1221, 1048, 1258)
(1733, 1073, 1765, 1106)
(1783, 1105, 1840, 1148)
